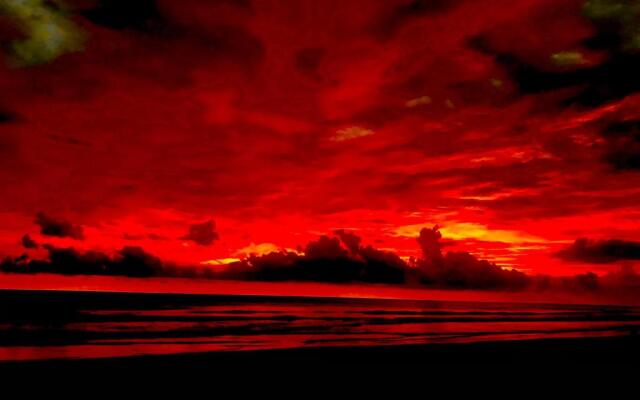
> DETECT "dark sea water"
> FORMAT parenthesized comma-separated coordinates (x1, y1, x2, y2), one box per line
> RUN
(1, 290, 639, 361)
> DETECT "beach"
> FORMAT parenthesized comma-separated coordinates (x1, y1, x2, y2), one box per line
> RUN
(4, 336, 639, 368)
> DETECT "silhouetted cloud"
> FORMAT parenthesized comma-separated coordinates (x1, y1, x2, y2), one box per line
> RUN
(304, 235, 349, 260)
(216, 233, 407, 284)
(1, 245, 167, 277)
(416, 226, 444, 261)
(414, 227, 530, 290)
(4, 226, 640, 295)
(34, 212, 84, 240)
(214, 227, 526, 289)
(181, 220, 220, 246)
(557, 238, 640, 263)
(1, 226, 529, 289)
(20, 234, 38, 249)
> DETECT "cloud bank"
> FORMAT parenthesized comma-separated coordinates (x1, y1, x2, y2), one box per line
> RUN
(557, 237, 640, 263)
(5, 225, 640, 297)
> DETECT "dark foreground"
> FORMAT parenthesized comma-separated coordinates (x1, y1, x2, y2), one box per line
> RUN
(1, 288, 640, 366)
(2, 336, 640, 368)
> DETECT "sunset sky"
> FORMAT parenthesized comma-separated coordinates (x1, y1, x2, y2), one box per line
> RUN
(1, 0, 640, 284)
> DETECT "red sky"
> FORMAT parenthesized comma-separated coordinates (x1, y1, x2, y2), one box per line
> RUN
(1, 0, 640, 280)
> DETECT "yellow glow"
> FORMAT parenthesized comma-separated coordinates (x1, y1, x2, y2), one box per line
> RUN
(233, 242, 300, 257)
(391, 222, 547, 244)
(486, 256, 517, 263)
(506, 245, 550, 252)
(406, 95, 432, 108)
(201, 258, 240, 266)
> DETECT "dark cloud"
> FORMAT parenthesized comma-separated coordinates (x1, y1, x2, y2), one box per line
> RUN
(119, 1, 265, 69)
(600, 120, 640, 171)
(3, 227, 639, 295)
(414, 227, 530, 290)
(334, 229, 361, 254)
(81, 0, 166, 33)
(181, 220, 220, 246)
(215, 227, 527, 289)
(20, 234, 38, 249)
(34, 212, 84, 240)
(1, 245, 166, 277)
(0, 110, 17, 123)
(334, 229, 408, 283)
(468, 4, 640, 108)
(375, 0, 465, 39)
(582, 0, 640, 53)
(417, 226, 444, 261)
(396, 0, 461, 16)
(467, 30, 640, 173)
(294, 47, 325, 80)
(196, 24, 265, 69)
(217, 232, 407, 284)
(0, 10, 21, 39)
(557, 237, 640, 263)
(304, 235, 349, 259)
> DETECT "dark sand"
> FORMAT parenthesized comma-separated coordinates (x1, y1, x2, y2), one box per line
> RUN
(1, 336, 639, 368)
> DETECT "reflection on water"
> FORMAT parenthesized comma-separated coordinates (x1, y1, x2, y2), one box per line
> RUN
(1, 290, 639, 361)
